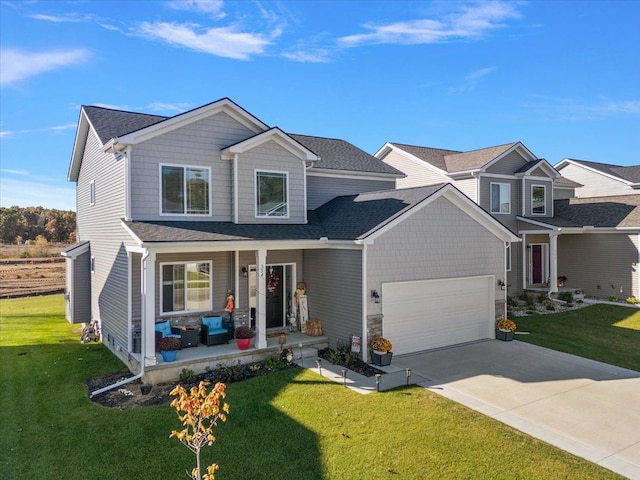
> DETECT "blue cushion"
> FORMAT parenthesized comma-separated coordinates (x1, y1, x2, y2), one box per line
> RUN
(208, 328, 227, 335)
(202, 316, 223, 330)
(155, 321, 173, 337)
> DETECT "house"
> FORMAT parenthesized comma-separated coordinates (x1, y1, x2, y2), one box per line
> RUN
(376, 142, 640, 300)
(555, 158, 640, 197)
(63, 98, 518, 382)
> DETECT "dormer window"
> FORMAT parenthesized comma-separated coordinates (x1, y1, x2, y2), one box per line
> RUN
(256, 170, 288, 218)
(531, 185, 546, 215)
(490, 183, 511, 214)
(160, 165, 210, 215)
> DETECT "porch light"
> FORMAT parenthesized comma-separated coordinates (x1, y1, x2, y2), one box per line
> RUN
(241, 267, 248, 278)
(405, 368, 412, 385)
(371, 290, 380, 303)
(376, 373, 381, 392)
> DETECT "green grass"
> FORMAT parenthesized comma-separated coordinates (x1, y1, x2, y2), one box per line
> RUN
(514, 304, 640, 371)
(0, 295, 624, 479)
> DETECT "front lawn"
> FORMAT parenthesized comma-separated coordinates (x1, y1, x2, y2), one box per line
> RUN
(0, 295, 624, 479)
(514, 304, 640, 372)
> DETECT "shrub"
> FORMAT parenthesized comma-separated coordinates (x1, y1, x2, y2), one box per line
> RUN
(557, 291, 574, 303)
(329, 341, 359, 366)
(626, 296, 639, 305)
(179, 368, 197, 385)
(536, 292, 548, 304)
(609, 295, 620, 302)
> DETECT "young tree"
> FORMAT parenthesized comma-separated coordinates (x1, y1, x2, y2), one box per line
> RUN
(170, 381, 229, 480)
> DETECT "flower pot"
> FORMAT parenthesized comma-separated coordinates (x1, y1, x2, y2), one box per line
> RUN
(371, 351, 393, 366)
(236, 338, 252, 350)
(161, 350, 177, 362)
(496, 329, 514, 342)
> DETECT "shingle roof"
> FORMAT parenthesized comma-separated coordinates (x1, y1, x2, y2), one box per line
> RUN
(565, 159, 640, 184)
(521, 195, 640, 228)
(389, 142, 520, 173)
(554, 177, 583, 188)
(292, 134, 403, 176)
(83, 106, 167, 144)
(124, 184, 448, 243)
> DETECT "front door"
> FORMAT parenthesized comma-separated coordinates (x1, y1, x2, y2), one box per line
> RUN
(266, 266, 284, 328)
(529, 244, 548, 285)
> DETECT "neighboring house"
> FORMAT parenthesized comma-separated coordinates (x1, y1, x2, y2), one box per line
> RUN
(63, 98, 517, 376)
(376, 142, 640, 300)
(555, 158, 640, 197)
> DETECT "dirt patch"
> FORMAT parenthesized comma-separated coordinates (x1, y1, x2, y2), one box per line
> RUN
(87, 372, 175, 410)
(0, 257, 65, 298)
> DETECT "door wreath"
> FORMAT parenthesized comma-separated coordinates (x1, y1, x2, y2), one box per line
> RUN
(267, 271, 279, 293)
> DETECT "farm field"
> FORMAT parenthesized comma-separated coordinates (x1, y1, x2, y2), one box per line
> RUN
(0, 244, 66, 298)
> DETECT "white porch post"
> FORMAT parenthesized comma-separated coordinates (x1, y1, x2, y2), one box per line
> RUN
(255, 249, 268, 349)
(234, 250, 240, 308)
(142, 250, 157, 366)
(549, 233, 558, 294)
(521, 233, 527, 291)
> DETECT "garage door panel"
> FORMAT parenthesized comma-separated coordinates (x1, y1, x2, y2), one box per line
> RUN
(382, 276, 493, 355)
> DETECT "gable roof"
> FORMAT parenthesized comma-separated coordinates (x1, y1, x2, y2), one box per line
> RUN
(83, 106, 168, 144)
(519, 195, 640, 229)
(292, 134, 403, 176)
(124, 183, 519, 245)
(379, 141, 539, 175)
(221, 127, 320, 162)
(556, 159, 640, 185)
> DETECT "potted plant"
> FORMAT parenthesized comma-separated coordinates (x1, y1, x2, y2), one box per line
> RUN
(234, 325, 255, 350)
(496, 319, 516, 342)
(557, 275, 567, 287)
(370, 336, 393, 366)
(158, 336, 181, 362)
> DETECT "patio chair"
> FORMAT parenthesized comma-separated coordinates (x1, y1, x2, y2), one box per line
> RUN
(200, 316, 233, 346)
(154, 320, 182, 347)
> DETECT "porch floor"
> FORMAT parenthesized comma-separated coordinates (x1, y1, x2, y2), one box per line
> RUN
(139, 331, 329, 384)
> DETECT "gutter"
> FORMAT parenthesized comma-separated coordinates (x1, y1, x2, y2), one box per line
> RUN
(90, 250, 149, 398)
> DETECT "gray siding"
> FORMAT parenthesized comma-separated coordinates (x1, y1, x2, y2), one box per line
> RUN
(558, 233, 639, 298)
(307, 175, 395, 209)
(65, 250, 91, 324)
(380, 149, 450, 188)
(506, 241, 523, 296)
(130, 111, 255, 221)
(367, 197, 505, 322)
(76, 130, 133, 352)
(302, 249, 363, 350)
(130, 252, 142, 322)
(558, 164, 632, 198)
(553, 188, 575, 200)
(236, 140, 306, 224)
(485, 150, 527, 175)
(478, 176, 520, 231)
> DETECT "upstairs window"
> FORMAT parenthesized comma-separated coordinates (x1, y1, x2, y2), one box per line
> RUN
(490, 183, 511, 214)
(532, 185, 546, 215)
(256, 170, 288, 217)
(161, 165, 210, 215)
(161, 261, 211, 314)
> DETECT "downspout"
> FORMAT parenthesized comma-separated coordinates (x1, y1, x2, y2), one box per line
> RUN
(90, 249, 149, 397)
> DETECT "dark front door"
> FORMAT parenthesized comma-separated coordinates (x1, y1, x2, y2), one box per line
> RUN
(266, 266, 284, 328)
(531, 245, 543, 284)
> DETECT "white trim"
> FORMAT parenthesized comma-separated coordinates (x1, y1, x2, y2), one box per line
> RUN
(506, 243, 512, 272)
(307, 169, 402, 181)
(221, 127, 319, 162)
(555, 159, 633, 186)
(90, 255, 96, 274)
(490, 182, 511, 214)
(233, 154, 239, 224)
(127, 251, 133, 352)
(158, 163, 212, 217)
(531, 184, 547, 215)
(374, 142, 448, 177)
(528, 243, 549, 286)
(481, 142, 536, 172)
(124, 146, 132, 220)
(361, 244, 368, 360)
(254, 169, 289, 219)
(159, 260, 213, 315)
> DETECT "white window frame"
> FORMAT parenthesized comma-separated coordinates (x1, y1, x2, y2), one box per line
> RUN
(160, 260, 213, 315)
(531, 184, 546, 215)
(90, 180, 95, 206)
(255, 169, 289, 218)
(90, 256, 96, 274)
(490, 182, 511, 214)
(159, 164, 211, 216)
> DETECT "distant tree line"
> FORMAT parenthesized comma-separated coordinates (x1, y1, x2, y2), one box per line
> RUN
(0, 206, 76, 244)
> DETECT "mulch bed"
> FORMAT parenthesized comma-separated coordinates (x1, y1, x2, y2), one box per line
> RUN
(317, 347, 385, 377)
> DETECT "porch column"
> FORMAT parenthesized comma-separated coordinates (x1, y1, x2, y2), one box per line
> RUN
(521, 233, 527, 291)
(549, 233, 558, 294)
(255, 249, 268, 349)
(142, 250, 157, 366)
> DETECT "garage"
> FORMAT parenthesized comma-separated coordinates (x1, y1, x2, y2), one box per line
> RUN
(381, 275, 494, 355)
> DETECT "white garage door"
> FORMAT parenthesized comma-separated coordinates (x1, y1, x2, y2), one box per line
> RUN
(382, 276, 494, 355)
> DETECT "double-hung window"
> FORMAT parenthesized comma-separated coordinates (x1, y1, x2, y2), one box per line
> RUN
(490, 182, 511, 214)
(256, 170, 288, 217)
(161, 165, 210, 215)
(161, 261, 211, 314)
(531, 185, 546, 215)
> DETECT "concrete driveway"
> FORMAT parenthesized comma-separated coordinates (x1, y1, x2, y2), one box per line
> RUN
(393, 340, 640, 480)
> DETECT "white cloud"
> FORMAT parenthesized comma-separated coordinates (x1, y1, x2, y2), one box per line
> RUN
(448, 66, 498, 94)
(522, 96, 640, 120)
(167, 0, 226, 19)
(0, 48, 90, 86)
(282, 48, 332, 63)
(338, 1, 522, 47)
(136, 21, 272, 59)
(0, 123, 77, 139)
(0, 177, 76, 211)
(146, 102, 192, 113)
(28, 13, 95, 23)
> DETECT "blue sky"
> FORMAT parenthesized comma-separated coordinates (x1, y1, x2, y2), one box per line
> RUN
(1, 0, 638, 211)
